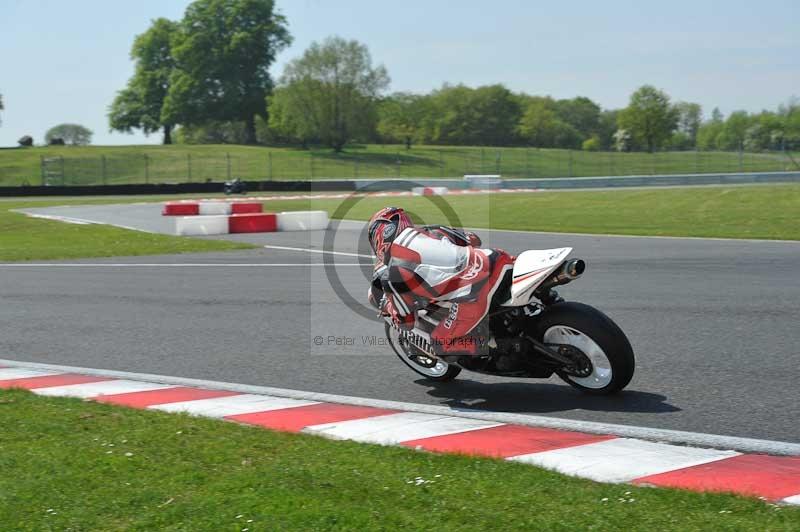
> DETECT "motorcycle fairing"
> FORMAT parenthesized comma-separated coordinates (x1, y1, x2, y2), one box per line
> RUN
(501, 247, 572, 307)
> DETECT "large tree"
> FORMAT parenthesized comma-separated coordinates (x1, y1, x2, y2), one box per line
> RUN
(270, 36, 389, 151)
(109, 18, 178, 144)
(163, 0, 291, 144)
(617, 85, 678, 152)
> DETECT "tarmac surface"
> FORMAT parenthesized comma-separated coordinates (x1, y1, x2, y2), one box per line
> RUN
(3, 203, 800, 443)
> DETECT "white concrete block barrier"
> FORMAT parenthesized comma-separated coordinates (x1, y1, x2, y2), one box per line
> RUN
(175, 215, 230, 236)
(172, 210, 328, 235)
(275, 210, 329, 231)
(163, 201, 263, 216)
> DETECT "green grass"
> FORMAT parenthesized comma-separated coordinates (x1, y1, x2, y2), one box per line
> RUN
(0, 197, 255, 261)
(1, 143, 796, 186)
(0, 389, 796, 531)
(264, 184, 800, 241)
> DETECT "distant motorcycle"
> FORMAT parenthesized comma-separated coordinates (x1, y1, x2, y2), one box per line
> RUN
(383, 247, 635, 395)
(223, 178, 247, 195)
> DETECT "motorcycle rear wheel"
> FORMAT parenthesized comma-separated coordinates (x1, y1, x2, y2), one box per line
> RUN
(530, 302, 635, 395)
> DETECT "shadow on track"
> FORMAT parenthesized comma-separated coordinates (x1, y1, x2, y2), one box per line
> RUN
(416, 378, 679, 415)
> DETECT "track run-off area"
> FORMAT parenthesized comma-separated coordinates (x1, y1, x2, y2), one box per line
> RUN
(1, 201, 798, 447)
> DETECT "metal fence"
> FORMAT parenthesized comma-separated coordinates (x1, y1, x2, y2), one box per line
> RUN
(7, 147, 799, 187)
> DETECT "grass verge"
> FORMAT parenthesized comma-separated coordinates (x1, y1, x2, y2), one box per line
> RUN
(0, 388, 796, 530)
(0, 198, 254, 262)
(263, 184, 800, 241)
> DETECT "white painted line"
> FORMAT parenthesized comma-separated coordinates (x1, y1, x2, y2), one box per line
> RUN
(305, 412, 502, 445)
(510, 438, 739, 483)
(17, 211, 158, 234)
(783, 494, 800, 505)
(23, 213, 92, 225)
(263, 244, 373, 259)
(0, 367, 58, 380)
(151, 394, 318, 418)
(34, 380, 175, 399)
(0, 263, 363, 267)
(2, 358, 799, 456)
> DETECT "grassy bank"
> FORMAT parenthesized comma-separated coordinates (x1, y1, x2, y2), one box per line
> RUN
(263, 184, 800, 241)
(0, 197, 254, 261)
(1, 143, 795, 186)
(0, 389, 796, 530)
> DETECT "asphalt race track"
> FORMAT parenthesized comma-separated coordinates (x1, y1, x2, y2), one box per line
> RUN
(3, 204, 800, 443)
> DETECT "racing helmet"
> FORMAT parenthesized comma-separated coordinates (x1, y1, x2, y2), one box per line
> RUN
(367, 207, 413, 261)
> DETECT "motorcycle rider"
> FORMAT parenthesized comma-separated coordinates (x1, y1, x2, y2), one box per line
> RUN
(367, 207, 515, 358)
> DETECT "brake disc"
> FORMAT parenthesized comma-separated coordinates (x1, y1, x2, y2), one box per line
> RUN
(556, 345, 593, 378)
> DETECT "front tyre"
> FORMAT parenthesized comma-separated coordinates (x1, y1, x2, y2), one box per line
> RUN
(531, 302, 635, 394)
(385, 323, 461, 382)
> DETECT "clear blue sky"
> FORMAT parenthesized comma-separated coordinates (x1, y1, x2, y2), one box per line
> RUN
(1, 0, 797, 146)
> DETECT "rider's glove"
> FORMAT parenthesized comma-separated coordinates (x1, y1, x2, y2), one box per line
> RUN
(465, 231, 482, 247)
(380, 295, 415, 330)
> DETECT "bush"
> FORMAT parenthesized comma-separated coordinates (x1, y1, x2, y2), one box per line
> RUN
(582, 136, 601, 151)
(44, 124, 92, 145)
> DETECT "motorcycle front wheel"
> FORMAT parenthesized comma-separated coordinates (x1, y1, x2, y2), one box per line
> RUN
(385, 323, 462, 382)
(530, 302, 635, 395)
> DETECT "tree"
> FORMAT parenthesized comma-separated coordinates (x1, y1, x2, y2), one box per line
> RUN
(422, 84, 521, 146)
(109, 18, 178, 144)
(0, 92, 4, 126)
(517, 96, 580, 148)
(596, 110, 619, 150)
(617, 85, 678, 152)
(163, 0, 291, 145)
(675, 102, 702, 147)
(377, 92, 428, 148)
(270, 37, 389, 151)
(45, 124, 93, 145)
(554, 96, 601, 140)
(717, 110, 751, 150)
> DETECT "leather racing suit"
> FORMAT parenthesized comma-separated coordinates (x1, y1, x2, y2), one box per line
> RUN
(369, 225, 515, 356)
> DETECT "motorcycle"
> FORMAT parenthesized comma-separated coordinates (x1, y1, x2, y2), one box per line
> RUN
(223, 178, 247, 195)
(383, 247, 635, 395)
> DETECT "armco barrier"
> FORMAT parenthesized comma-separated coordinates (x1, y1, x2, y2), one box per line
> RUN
(275, 210, 329, 231)
(175, 215, 229, 236)
(229, 213, 277, 233)
(0, 180, 356, 197)
(3, 171, 798, 197)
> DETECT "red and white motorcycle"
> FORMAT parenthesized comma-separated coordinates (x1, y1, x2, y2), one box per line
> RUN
(384, 247, 635, 395)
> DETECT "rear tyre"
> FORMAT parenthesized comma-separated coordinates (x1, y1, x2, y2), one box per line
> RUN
(385, 323, 461, 382)
(530, 302, 635, 395)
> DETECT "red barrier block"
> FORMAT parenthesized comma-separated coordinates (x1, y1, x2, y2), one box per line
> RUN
(162, 202, 199, 216)
(230, 202, 263, 214)
(228, 213, 277, 233)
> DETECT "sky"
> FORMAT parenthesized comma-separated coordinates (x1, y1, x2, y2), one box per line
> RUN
(1, 0, 798, 146)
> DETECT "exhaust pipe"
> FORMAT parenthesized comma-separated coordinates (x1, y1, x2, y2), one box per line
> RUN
(536, 259, 586, 294)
